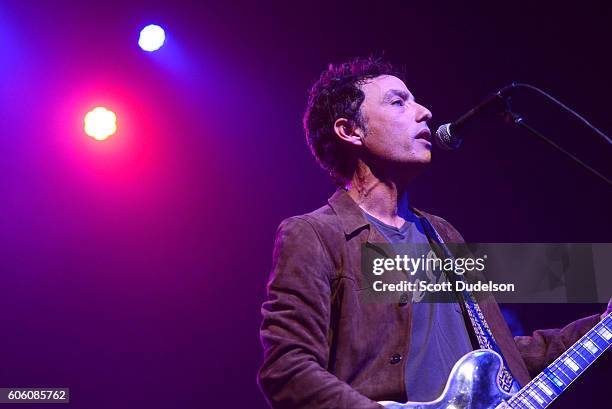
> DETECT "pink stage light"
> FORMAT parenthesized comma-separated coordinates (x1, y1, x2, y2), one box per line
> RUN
(84, 106, 117, 141)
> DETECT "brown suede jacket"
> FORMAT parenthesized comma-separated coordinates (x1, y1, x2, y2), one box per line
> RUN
(258, 188, 600, 409)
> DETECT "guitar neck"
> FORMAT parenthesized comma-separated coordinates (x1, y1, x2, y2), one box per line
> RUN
(508, 313, 612, 408)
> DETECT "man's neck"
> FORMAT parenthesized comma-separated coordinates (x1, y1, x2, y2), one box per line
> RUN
(345, 166, 413, 229)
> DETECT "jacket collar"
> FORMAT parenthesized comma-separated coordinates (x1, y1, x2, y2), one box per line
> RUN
(327, 188, 439, 243)
(327, 188, 370, 237)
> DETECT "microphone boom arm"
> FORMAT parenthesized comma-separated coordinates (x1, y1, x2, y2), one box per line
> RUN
(441, 82, 612, 187)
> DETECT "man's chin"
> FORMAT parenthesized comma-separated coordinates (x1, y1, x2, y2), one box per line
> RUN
(418, 152, 432, 164)
(406, 153, 432, 167)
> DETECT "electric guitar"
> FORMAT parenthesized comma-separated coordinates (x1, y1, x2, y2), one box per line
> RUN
(378, 313, 612, 409)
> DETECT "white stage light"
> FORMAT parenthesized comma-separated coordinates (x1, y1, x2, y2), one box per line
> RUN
(138, 24, 165, 52)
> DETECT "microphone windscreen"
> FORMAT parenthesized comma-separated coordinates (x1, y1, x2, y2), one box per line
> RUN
(435, 123, 462, 150)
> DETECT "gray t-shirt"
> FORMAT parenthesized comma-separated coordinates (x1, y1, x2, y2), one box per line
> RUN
(363, 210, 474, 402)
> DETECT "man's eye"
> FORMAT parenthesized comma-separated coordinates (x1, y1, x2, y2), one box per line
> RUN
(391, 100, 404, 106)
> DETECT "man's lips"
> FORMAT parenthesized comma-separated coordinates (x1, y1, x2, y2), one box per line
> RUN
(415, 129, 432, 142)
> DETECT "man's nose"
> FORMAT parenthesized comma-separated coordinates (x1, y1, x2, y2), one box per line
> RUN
(415, 103, 432, 123)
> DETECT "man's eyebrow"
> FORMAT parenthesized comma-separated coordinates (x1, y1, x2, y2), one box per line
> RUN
(382, 89, 413, 102)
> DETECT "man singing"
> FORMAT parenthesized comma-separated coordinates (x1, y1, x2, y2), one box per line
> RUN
(257, 57, 610, 409)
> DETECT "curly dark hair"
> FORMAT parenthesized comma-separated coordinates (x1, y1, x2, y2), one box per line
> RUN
(303, 57, 404, 186)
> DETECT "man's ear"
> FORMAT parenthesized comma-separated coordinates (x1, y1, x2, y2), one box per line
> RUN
(334, 118, 364, 146)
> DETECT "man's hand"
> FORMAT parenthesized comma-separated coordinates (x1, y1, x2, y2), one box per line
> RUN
(602, 298, 612, 321)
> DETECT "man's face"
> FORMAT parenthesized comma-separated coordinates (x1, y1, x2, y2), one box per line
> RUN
(357, 75, 432, 170)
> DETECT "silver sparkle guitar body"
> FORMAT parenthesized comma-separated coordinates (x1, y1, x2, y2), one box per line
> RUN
(378, 349, 512, 409)
(378, 313, 612, 408)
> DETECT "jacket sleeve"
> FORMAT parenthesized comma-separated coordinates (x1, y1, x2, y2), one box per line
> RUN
(514, 313, 601, 376)
(258, 217, 384, 409)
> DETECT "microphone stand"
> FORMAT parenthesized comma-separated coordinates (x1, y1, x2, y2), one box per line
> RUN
(499, 90, 612, 187)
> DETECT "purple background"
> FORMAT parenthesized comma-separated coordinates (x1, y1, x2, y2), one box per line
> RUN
(0, 1, 610, 408)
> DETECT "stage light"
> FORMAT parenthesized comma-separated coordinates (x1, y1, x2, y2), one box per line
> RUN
(84, 107, 117, 141)
(138, 24, 165, 52)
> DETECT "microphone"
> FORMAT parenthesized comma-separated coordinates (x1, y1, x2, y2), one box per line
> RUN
(435, 84, 516, 150)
